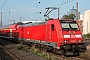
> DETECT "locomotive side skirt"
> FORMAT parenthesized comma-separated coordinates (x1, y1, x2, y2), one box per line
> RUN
(23, 39, 57, 48)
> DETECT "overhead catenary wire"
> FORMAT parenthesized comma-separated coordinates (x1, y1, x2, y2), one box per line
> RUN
(38, 0, 76, 14)
(6, 0, 76, 22)
(8, 0, 75, 18)
(0, 0, 7, 10)
(56, 0, 75, 7)
(23, 2, 46, 18)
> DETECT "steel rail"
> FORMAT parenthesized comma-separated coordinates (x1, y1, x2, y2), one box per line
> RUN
(0, 45, 20, 60)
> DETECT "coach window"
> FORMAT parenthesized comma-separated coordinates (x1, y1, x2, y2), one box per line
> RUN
(51, 24, 54, 30)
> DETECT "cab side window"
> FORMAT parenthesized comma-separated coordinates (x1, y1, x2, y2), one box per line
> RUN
(51, 24, 54, 30)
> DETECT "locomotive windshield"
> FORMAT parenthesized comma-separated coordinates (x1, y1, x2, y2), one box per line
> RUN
(60, 20, 79, 30)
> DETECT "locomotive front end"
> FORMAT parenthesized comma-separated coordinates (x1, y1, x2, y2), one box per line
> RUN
(59, 20, 86, 55)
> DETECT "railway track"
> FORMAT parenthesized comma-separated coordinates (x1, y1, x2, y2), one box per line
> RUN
(47, 38, 90, 60)
(0, 38, 89, 60)
(25, 44, 87, 60)
(0, 45, 20, 60)
(46, 52, 86, 60)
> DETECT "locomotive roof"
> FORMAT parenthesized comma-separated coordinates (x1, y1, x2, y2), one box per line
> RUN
(60, 20, 76, 23)
(16, 21, 47, 27)
(22, 21, 44, 24)
(0, 24, 17, 29)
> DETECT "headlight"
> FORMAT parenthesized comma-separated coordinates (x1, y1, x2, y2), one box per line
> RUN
(78, 40, 81, 42)
(64, 40, 68, 43)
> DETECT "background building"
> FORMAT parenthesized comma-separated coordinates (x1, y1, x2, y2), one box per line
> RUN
(80, 10, 90, 34)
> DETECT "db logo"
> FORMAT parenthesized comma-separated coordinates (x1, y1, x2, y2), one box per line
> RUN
(71, 35, 75, 38)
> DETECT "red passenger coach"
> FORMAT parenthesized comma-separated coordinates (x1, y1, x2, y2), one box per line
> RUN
(0, 24, 18, 40)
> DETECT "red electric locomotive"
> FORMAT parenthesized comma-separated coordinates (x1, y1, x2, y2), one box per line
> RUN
(0, 7, 86, 55)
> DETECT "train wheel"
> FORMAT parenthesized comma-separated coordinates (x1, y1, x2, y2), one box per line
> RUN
(28, 42, 33, 47)
(81, 48, 86, 52)
(38, 44, 43, 52)
(53, 49, 58, 54)
(77, 51, 80, 56)
(9, 38, 13, 40)
(59, 49, 64, 55)
(42, 45, 47, 52)
(14, 38, 18, 42)
(73, 50, 80, 56)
